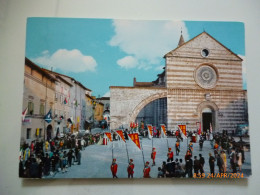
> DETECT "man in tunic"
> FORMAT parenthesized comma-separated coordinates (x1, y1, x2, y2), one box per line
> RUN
(111, 158, 118, 178)
(143, 161, 151, 178)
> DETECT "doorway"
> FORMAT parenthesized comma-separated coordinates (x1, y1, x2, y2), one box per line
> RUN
(47, 124, 52, 141)
(202, 107, 213, 132)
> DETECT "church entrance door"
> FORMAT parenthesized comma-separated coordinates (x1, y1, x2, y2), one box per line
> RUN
(202, 108, 213, 132)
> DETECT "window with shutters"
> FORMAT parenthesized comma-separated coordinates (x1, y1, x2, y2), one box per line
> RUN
(39, 103, 44, 115)
(28, 101, 34, 115)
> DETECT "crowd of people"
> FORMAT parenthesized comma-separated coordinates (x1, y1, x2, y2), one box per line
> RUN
(19, 127, 248, 179)
(19, 132, 102, 178)
(109, 130, 247, 179)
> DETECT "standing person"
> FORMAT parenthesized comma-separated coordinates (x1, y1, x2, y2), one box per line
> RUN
(77, 148, 81, 165)
(230, 148, 237, 173)
(175, 141, 180, 156)
(44, 140, 49, 152)
(193, 156, 200, 177)
(185, 156, 193, 178)
(111, 158, 118, 178)
(23, 145, 30, 166)
(143, 161, 151, 178)
(30, 141, 35, 154)
(199, 138, 204, 151)
(151, 148, 156, 166)
(216, 154, 224, 173)
(127, 159, 134, 178)
(179, 159, 185, 177)
(167, 148, 174, 162)
(67, 149, 73, 167)
(43, 153, 51, 176)
(199, 154, 205, 174)
(220, 151, 227, 173)
(209, 153, 215, 175)
(188, 141, 193, 155)
(237, 149, 243, 172)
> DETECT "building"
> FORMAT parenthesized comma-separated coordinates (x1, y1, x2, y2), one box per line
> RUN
(110, 31, 248, 133)
(96, 97, 110, 122)
(44, 69, 92, 132)
(43, 70, 72, 136)
(21, 58, 56, 143)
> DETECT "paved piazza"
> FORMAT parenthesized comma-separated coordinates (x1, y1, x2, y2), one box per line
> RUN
(46, 134, 251, 179)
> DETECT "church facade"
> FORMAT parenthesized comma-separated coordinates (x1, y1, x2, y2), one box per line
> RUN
(110, 32, 248, 133)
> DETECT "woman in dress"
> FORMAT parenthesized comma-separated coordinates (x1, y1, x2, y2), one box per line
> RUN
(237, 150, 243, 172)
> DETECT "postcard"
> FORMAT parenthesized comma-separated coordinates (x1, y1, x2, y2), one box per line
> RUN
(19, 18, 250, 179)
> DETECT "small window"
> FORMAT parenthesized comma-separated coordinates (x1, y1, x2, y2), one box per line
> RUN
(39, 103, 44, 115)
(26, 128, 31, 139)
(201, 48, 209, 57)
(28, 102, 34, 115)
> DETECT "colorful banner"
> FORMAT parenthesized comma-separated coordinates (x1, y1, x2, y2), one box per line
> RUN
(128, 133, 141, 150)
(178, 125, 186, 136)
(147, 124, 153, 139)
(44, 109, 52, 123)
(22, 107, 28, 122)
(116, 130, 126, 142)
(178, 124, 187, 139)
(160, 124, 167, 138)
(105, 132, 112, 142)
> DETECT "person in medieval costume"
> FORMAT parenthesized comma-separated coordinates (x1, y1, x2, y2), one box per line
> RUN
(111, 158, 118, 178)
(151, 148, 156, 166)
(175, 141, 180, 156)
(167, 148, 174, 162)
(143, 161, 151, 178)
(127, 159, 135, 178)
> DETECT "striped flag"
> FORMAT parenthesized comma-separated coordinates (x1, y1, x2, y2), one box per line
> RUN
(116, 130, 126, 142)
(22, 107, 28, 122)
(160, 124, 167, 138)
(178, 125, 187, 139)
(128, 133, 141, 150)
(105, 132, 112, 142)
(147, 124, 153, 139)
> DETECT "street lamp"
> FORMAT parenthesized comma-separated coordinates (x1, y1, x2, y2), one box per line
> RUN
(92, 100, 96, 128)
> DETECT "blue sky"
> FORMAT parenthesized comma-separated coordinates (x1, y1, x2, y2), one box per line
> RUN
(26, 18, 246, 96)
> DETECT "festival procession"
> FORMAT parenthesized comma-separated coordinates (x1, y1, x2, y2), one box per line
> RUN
(19, 19, 251, 179)
(19, 119, 251, 179)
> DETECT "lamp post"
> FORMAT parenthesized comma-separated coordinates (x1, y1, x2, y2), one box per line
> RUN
(92, 100, 96, 128)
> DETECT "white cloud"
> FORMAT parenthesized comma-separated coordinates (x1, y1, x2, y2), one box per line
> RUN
(33, 49, 97, 73)
(103, 91, 110, 97)
(117, 56, 138, 69)
(109, 20, 189, 69)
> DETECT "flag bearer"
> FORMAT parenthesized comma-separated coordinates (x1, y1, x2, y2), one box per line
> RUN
(151, 148, 157, 166)
(143, 161, 151, 178)
(111, 158, 118, 178)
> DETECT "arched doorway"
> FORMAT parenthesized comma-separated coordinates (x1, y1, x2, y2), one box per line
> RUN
(202, 107, 213, 133)
(197, 101, 219, 133)
(136, 97, 167, 128)
(47, 124, 52, 141)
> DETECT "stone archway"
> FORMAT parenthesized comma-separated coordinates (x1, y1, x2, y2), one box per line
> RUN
(129, 92, 168, 124)
(197, 101, 219, 132)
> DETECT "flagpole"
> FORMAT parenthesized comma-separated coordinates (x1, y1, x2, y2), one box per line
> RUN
(44, 82, 47, 141)
(166, 138, 169, 148)
(125, 139, 130, 163)
(140, 139, 145, 167)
